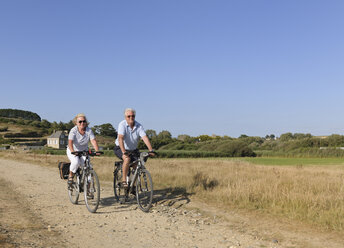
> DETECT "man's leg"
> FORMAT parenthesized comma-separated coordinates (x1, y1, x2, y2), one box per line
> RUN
(122, 155, 130, 186)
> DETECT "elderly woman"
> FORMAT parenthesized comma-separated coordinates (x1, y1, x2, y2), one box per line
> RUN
(67, 113, 100, 187)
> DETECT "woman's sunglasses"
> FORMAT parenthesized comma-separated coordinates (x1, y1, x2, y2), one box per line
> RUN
(78, 120, 87, 124)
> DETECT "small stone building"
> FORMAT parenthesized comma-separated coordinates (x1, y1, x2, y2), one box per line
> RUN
(47, 131, 68, 149)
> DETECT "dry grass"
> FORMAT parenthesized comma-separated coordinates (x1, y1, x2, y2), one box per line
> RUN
(2, 150, 344, 231)
(149, 158, 344, 231)
(0, 123, 39, 134)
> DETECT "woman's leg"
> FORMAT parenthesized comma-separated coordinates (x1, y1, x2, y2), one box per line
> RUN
(67, 149, 81, 184)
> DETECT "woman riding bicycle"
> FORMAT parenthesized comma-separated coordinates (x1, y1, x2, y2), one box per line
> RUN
(67, 113, 100, 188)
(114, 108, 155, 189)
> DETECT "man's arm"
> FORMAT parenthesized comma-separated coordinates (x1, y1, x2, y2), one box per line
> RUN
(142, 135, 154, 152)
(118, 134, 126, 153)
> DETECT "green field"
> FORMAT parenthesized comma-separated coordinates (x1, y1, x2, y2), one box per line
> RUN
(228, 157, 344, 166)
(28, 148, 344, 167)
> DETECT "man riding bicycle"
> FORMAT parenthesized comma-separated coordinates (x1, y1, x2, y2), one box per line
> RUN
(114, 108, 155, 189)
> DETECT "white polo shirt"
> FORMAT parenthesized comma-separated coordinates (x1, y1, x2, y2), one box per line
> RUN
(115, 120, 146, 150)
(68, 126, 95, 151)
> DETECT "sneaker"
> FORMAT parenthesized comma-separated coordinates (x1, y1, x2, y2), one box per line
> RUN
(67, 179, 73, 189)
(121, 181, 128, 189)
(87, 192, 94, 199)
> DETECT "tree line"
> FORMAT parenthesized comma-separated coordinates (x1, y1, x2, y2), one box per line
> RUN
(0, 109, 41, 121)
(139, 132, 344, 157)
(2, 109, 344, 157)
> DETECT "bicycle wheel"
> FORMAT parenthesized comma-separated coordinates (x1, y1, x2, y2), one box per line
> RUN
(84, 170, 100, 213)
(68, 175, 80, 204)
(136, 169, 153, 212)
(113, 166, 125, 203)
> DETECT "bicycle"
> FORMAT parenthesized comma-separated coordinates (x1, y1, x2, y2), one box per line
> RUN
(68, 150, 103, 213)
(113, 151, 155, 212)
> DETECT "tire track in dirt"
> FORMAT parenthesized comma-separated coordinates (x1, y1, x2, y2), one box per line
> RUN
(0, 177, 65, 248)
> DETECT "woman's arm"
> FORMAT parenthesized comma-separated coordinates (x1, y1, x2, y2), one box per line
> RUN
(90, 139, 99, 151)
(68, 140, 74, 152)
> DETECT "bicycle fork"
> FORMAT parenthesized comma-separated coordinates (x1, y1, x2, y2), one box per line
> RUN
(129, 167, 139, 189)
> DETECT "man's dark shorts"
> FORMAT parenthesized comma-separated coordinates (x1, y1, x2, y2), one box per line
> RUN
(114, 146, 139, 162)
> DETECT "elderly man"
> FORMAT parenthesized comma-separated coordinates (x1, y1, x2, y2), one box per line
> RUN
(114, 108, 154, 188)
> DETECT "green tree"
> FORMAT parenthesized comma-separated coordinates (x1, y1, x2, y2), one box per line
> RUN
(239, 134, 248, 139)
(140, 130, 174, 150)
(177, 134, 190, 141)
(92, 123, 117, 137)
(327, 134, 344, 147)
(280, 132, 293, 142)
(65, 120, 74, 131)
(41, 119, 51, 129)
(146, 129, 157, 139)
(0, 108, 41, 121)
(157, 130, 172, 140)
(265, 134, 275, 140)
(294, 133, 312, 139)
(57, 121, 65, 130)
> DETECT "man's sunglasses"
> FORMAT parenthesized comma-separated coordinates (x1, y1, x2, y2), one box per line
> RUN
(78, 120, 87, 124)
(126, 115, 135, 118)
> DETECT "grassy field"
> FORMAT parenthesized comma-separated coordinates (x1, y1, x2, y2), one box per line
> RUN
(228, 157, 344, 166)
(149, 158, 344, 231)
(1, 150, 344, 232)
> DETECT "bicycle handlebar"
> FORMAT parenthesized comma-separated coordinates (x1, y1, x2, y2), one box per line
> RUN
(124, 150, 156, 158)
(72, 150, 104, 157)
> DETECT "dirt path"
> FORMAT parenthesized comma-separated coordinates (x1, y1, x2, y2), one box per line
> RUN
(0, 158, 343, 248)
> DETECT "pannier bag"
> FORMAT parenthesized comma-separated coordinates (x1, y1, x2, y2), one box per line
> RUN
(58, 162, 70, 179)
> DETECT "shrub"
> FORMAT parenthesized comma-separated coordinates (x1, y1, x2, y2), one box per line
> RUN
(157, 150, 234, 158)
(192, 172, 219, 190)
(4, 131, 41, 138)
(0, 126, 8, 132)
(215, 140, 256, 157)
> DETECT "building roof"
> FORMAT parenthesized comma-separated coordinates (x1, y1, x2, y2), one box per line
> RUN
(49, 131, 64, 138)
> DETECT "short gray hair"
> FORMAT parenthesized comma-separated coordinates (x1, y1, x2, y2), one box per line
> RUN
(124, 108, 136, 116)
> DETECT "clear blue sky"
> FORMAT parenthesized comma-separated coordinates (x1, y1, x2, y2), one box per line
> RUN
(1, 1, 344, 138)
